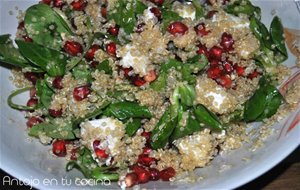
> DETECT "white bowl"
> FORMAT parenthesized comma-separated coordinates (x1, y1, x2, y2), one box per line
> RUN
(0, 0, 299, 189)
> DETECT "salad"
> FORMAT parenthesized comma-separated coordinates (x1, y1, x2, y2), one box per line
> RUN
(0, 0, 295, 188)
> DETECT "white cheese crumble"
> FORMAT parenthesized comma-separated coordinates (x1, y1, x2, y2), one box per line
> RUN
(174, 4, 196, 20)
(205, 91, 226, 109)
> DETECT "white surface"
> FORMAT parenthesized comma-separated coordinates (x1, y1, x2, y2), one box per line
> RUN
(0, 0, 300, 189)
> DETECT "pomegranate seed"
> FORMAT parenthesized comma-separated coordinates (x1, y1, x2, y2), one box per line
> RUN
(64, 41, 83, 56)
(90, 61, 99, 68)
(101, 6, 107, 18)
(142, 131, 151, 142)
(223, 62, 233, 73)
(108, 26, 119, 36)
(52, 76, 63, 89)
(209, 46, 223, 60)
(132, 76, 146, 87)
(168, 21, 188, 36)
(234, 64, 245, 76)
(93, 140, 101, 149)
(121, 67, 133, 78)
(248, 70, 259, 79)
(73, 85, 91, 101)
(220, 32, 234, 51)
(27, 98, 38, 107)
(209, 59, 219, 66)
(197, 44, 209, 57)
(136, 23, 146, 33)
(17, 21, 24, 30)
(149, 0, 164, 6)
(106, 42, 117, 57)
(207, 66, 222, 80)
(26, 116, 43, 128)
(148, 168, 160, 181)
(217, 75, 232, 88)
(23, 35, 33, 42)
(71, 0, 87, 11)
(194, 23, 210, 37)
(137, 168, 151, 184)
(159, 167, 176, 181)
(70, 148, 78, 160)
(150, 7, 162, 20)
(144, 70, 157, 83)
(24, 72, 40, 84)
(52, 140, 67, 157)
(125, 173, 139, 188)
(49, 109, 63, 118)
(53, 0, 64, 8)
(30, 87, 37, 98)
(41, 0, 51, 5)
(143, 147, 152, 155)
(138, 154, 156, 166)
(206, 10, 218, 19)
(95, 148, 109, 159)
(85, 44, 100, 61)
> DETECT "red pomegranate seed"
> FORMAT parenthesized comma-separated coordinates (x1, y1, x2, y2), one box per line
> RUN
(217, 75, 232, 88)
(207, 66, 222, 80)
(168, 21, 188, 36)
(27, 98, 38, 107)
(130, 164, 145, 173)
(63, 41, 83, 56)
(144, 70, 157, 83)
(132, 76, 146, 87)
(93, 140, 101, 149)
(150, 7, 162, 20)
(70, 148, 78, 160)
(194, 23, 210, 37)
(149, 0, 164, 6)
(136, 23, 146, 33)
(85, 44, 100, 61)
(101, 6, 107, 18)
(26, 116, 43, 128)
(223, 60, 233, 73)
(206, 10, 218, 19)
(209, 59, 219, 66)
(23, 35, 33, 42)
(17, 21, 25, 30)
(95, 148, 109, 159)
(159, 167, 176, 181)
(108, 26, 119, 36)
(41, 0, 51, 5)
(73, 85, 91, 101)
(148, 168, 160, 181)
(30, 87, 37, 98)
(142, 131, 151, 142)
(53, 0, 64, 8)
(143, 147, 152, 155)
(90, 61, 99, 68)
(106, 42, 117, 57)
(49, 109, 63, 118)
(234, 64, 245, 76)
(24, 72, 40, 84)
(137, 168, 151, 184)
(52, 140, 67, 157)
(248, 70, 259, 79)
(197, 44, 209, 57)
(209, 46, 223, 60)
(52, 76, 63, 89)
(121, 67, 133, 78)
(138, 154, 156, 166)
(125, 173, 139, 188)
(71, 0, 87, 11)
(220, 32, 234, 51)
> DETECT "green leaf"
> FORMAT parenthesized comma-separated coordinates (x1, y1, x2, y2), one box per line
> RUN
(225, 0, 261, 18)
(150, 72, 167, 91)
(16, 40, 67, 77)
(192, 0, 205, 19)
(36, 79, 54, 109)
(72, 64, 93, 82)
(24, 4, 72, 50)
(194, 105, 223, 131)
(96, 60, 112, 75)
(125, 118, 142, 137)
(29, 121, 76, 140)
(177, 84, 196, 107)
(161, 10, 182, 32)
(104, 101, 152, 120)
(7, 87, 36, 111)
(270, 16, 288, 60)
(0, 34, 10, 43)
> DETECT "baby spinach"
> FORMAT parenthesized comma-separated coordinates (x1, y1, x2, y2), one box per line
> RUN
(96, 60, 112, 75)
(161, 10, 182, 32)
(244, 77, 283, 122)
(72, 64, 93, 82)
(36, 79, 54, 109)
(270, 16, 288, 61)
(16, 40, 67, 77)
(192, 0, 205, 19)
(24, 4, 73, 50)
(194, 105, 224, 131)
(103, 101, 152, 120)
(7, 87, 36, 111)
(225, 0, 261, 19)
(125, 118, 142, 137)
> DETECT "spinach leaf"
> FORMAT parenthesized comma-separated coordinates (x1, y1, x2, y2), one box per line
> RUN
(24, 4, 72, 50)
(125, 118, 142, 137)
(270, 16, 288, 61)
(225, 0, 261, 18)
(192, 0, 205, 19)
(177, 83, 196, 107)
(161, 10, 182, 32)
(7, 87, 36, 111)
(150, 72, 167, 91)
(72, 64, 92, 82)
(96, 60, 112, 75)
(36, 79, 54, 109)
(103, 101, 152, 120)
(194, 105, 224, 131)
(16, 40, 67, 77)
(29, 121, 76, 140)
